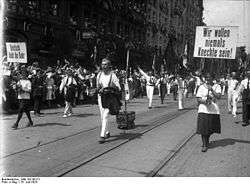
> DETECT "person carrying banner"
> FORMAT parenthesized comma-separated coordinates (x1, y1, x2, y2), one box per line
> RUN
(138, 67, 156, 109)
(12, 68, 33, 129)
(196, 73, 221, 152)
(97, 58, 121, 143)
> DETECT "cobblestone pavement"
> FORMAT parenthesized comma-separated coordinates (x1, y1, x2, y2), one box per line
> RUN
(157, 98, 250, 177)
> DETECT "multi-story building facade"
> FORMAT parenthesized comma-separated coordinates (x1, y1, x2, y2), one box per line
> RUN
(3, 0, 203, 71)
(3, 0, 147, 68)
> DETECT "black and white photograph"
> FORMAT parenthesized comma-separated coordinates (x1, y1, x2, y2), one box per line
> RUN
(0, 0, 250, 182)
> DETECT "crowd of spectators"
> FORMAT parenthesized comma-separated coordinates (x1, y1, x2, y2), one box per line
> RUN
(1, 58, 150, 114)
(1, 59, 100, 113)
(1, 57, 202, 114)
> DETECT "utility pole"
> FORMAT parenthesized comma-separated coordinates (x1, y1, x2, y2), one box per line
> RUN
(243, 0, 246, 47)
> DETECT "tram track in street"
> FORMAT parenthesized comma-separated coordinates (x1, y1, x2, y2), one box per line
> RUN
(57, 102, 197, 177)
(2, 98, 198, 177)
(146, 130, 196, 177)
(2, 98, 192, 159)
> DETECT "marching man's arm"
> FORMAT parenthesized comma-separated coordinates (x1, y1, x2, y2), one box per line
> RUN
(137, 67, 149, 81)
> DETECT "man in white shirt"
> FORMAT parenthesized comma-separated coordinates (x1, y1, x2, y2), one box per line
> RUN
(177, 75, 185, 110)
(60, 69, 77, 117)
(138, 67, 156, 109)
(12, 69, 33, 129)
(97, 58, 121, 143)
(156, 73, 167, 104)
(227, 72, 238, 114)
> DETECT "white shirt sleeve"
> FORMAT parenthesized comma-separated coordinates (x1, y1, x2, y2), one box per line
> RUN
(111, 73, 121, 91)
(96, 72, 101, 89)
(138, 68, 149, 81)
(72, 78, 77, 85)
(59, 78, 65, 92)
(213, 84, 222, 94)
(196, 85, 206, 98)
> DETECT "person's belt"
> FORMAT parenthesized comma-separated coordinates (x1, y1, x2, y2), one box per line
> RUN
(147, 84, 154, 86)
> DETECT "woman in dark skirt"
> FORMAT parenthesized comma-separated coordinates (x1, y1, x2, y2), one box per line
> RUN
(196, 74, 222, 152)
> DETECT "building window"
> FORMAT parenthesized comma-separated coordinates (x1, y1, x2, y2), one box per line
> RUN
(27, 0, 41, 16)
(7, 0, 17, 12)
(69, 2, 79, 25)
(84, 8, 91, 19)
(49, 0, 59, 16)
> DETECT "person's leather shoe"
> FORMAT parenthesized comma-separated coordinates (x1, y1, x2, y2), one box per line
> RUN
(242, 123, 249, 127)
(105, 132, 110, 139)
(201, 146, 208, 152)
(26, 122, 34, 127)
(11, 124, 18, 130)
(99, 137, 105, 144)
(34, 113, 42, 117)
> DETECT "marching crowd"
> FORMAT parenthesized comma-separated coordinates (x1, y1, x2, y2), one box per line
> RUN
(2, 57, 250, 152)
(1, 58, 246, 119)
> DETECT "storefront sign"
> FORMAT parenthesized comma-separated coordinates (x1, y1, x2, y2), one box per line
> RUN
(6, 42, 27, 63)
(193, 26, 238, 59)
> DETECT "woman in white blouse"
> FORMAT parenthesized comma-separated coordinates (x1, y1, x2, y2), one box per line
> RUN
(196, 74, 222, 152)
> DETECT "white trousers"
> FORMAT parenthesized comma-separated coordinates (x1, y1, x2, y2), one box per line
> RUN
(98, 95, 110, 137)
(167, 83, 171, 95)
(178, 89, 184, 110)
(227, 90, 234, 112)
(158, 85, 161, 97)
(232, 91, 240, 116)
(183, 88, 187, 98)
(146, 85, 154, 107)
(64, 101, 72, 115)
(194, 85, 199, 95)
(222, 85, 226, 96)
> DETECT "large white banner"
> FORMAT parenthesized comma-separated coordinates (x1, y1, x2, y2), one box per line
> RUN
(193, 26, 238, 59)
(6, 42, 27, 63)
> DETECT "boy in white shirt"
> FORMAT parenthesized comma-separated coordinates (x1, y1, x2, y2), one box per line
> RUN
(12, 69, 33, 129)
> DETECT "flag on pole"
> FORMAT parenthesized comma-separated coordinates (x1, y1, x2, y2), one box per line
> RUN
(93, 45, 97, 62)
(200, 58, 205, 70)
(182, 43, 188, 68)
(183, 57, 187, 68)
(126, 49, 130, 71)
(152, 54, 156, 70)
(163, 58, 166, 66)
(125, 49, 130, 102)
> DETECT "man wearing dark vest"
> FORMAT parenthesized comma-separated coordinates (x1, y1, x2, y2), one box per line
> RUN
(239, 70, 250, 126)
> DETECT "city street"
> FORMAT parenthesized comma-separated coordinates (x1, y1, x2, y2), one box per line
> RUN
(1, 95, 249, 177)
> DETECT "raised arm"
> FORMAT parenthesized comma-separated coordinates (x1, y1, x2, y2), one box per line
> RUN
(137, 67, 149, 81)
